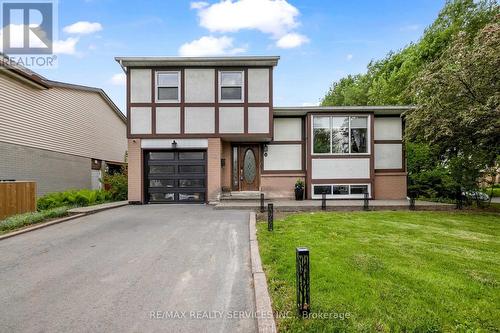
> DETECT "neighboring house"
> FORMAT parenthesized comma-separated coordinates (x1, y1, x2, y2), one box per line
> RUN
(115, 56, 408, 204)
(0, 59, 127, 196)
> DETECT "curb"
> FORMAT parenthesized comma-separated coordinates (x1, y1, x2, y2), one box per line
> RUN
(0, 213, 85, 241)
(67, 201, 129, 215)
(0, 202, 129, 241)
(249, 212, 277, 333)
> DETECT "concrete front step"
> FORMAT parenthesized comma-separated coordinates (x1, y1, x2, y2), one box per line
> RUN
(221, 191, 263, 201)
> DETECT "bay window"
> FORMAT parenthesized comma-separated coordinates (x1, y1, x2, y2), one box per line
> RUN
(312, 115, 369, 154)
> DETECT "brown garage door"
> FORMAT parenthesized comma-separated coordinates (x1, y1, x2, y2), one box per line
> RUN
(144, 150, 206, 203)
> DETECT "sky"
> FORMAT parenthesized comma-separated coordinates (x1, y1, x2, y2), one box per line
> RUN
(8, 0, 445, 113)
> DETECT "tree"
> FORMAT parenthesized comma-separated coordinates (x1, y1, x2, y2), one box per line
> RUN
(406, 17, 500, 192)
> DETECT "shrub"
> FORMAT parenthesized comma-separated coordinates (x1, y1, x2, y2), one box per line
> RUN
(0, 206, 70, 232)
(102, 167, 128, 201)
(37, 189, 111, 211)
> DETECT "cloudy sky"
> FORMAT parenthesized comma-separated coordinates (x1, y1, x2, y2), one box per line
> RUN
(5, 0, 444, 113)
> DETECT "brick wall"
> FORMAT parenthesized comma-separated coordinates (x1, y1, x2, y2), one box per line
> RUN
(220, 141, 232, 190)
(261, 174, 305, 199)
(374, 172, 407, 199)
(0, 141, 91, 196)
(207, 138, 222, 202)
(127, 139, 142, 203)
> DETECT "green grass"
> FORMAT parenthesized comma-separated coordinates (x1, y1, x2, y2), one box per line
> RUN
(257, 211, 500, 332)
(484, 187, 500, 198)
(0, 206, 71, 235)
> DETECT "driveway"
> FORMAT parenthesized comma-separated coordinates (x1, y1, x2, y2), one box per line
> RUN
(0, 205, 256, 333)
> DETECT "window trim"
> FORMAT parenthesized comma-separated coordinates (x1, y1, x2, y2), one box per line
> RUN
(311, 184, 371, 199)
(219, 70, 244, 103)
(311, 115, 370, 156)
(156, 71, 181, 103)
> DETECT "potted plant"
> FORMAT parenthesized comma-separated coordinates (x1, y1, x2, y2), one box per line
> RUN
(295, 179, 305, 200)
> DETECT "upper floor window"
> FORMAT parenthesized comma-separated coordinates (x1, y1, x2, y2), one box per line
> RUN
(156, 71, 180, 102)
(220, 71, 244, 102)
(312, 115, 368, 154)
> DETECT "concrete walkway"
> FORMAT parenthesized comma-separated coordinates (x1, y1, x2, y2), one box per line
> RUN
(214, 199, 453, 211)
(0, 205, 256, 333)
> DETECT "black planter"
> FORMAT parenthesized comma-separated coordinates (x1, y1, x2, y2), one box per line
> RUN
(295, 187, 304, 200)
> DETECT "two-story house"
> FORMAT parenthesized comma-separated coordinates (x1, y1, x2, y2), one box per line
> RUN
(115, 56, 408, 204)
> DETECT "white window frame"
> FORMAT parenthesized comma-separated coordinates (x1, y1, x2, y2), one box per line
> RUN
(219, 70, 244, 103)
(311, 115, 370, 156)
(311, 184, 371, 199)
(156, 71, 181, 103)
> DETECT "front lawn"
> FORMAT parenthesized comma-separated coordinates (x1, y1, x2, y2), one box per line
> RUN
(257, 211, 500, 332)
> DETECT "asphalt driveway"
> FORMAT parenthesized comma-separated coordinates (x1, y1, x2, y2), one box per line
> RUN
(0, 205, 256, 333)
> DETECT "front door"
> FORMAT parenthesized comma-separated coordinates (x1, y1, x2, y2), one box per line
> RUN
(238, 145, 260, 191)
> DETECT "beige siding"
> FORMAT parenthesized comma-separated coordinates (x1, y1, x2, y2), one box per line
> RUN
(0, 73, 127, 162)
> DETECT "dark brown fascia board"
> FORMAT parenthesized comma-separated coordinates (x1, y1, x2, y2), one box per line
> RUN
(115, 56, 280, 69)
(272, 106, 415, 117)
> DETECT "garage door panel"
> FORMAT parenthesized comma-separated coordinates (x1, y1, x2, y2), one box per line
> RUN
(145, 150, 207, 203)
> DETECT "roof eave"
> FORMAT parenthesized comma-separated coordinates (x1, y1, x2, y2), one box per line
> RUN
(273, 106, 415, 116)
(114, 56, 280, 68)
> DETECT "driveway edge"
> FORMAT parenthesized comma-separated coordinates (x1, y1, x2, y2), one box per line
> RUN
(0, 201, 129, 241)
(0, 214, 85, 241)
(249, 212, 277, 333)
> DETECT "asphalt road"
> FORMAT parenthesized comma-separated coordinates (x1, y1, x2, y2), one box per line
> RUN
(0, 205, 257, 333)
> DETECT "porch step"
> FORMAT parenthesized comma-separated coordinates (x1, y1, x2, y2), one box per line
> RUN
(220, 191, 263, 201)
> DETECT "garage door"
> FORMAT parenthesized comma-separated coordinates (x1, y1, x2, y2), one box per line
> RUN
(145, 150, 206, 203)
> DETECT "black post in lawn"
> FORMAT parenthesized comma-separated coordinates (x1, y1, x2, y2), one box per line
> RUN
(363, 191, 369, 211)
(267, 203, 274, 231)
(456, 190, 463, 210)
(296, 247, 310, 317)
(409, 195, 416, 211)
(321, 193, 326, 211)
(260, 193, 265, 213)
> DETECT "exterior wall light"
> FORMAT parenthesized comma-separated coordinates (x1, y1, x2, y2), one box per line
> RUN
(263, 144, 269, 157)
(171, 140, 177, 149)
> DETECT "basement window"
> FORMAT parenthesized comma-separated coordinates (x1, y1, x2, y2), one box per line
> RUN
(220, 71, 244, 102)
(156, 71, 180, 102)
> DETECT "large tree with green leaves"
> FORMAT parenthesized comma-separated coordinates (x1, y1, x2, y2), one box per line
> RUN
(321, 0, 499, 198)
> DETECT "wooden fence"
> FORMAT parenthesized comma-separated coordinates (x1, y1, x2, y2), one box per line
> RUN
(0, 181, 36, 220)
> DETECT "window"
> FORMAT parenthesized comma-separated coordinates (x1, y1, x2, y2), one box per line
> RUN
(312, 117, 330, 154)
(313, 185, 331, 195)
(313, 116, 369, 154)
(157, 71, 180, 102)
(312, 184, 370, 199)
(220, 71, 243, 101)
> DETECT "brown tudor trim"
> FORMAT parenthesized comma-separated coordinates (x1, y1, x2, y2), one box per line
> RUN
(306, 113, 312, 199)
(243, 68, 249, 133)
(374, 140, 403, 144)
(269, 68, 274, 138)
(261, 170, 305, 175)
(375, 168, 406, 173)
(127, 66, 273, 139)
(370, 112, 375, 198)
(311, 178, 372, 184)
(151, 69, 156, 135)
(126, 69, 131, 136)
(180, 68, 185, 134)
(268, 140, 304, 145)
